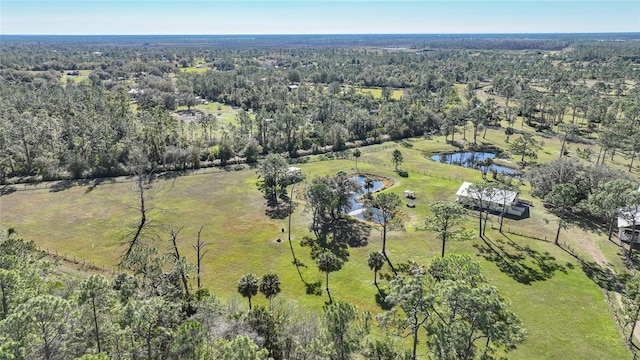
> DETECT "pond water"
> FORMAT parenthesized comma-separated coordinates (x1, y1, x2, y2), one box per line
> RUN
(347, 176, 384, 220)
(430, 152, 520, 176)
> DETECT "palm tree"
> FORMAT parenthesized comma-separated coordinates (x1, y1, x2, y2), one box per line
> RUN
(317, 251, 343, 304)
(392, 149, 403, 171)
(353, 148, 361, 174)
(259, 273, 281, 310)
(367, 252, 385, 287)
(237, 274, 259, 310)
(364, 177, 374, 197)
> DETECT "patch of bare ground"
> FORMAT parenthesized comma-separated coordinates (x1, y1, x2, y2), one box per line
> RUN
(576, 238, 639, 345)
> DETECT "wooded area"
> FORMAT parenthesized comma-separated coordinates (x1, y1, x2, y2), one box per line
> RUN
(2, 34, 640, 359)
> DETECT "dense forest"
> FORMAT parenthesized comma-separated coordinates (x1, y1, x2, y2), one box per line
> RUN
(1, 34, 639, 183)
(2, 34, 640, 359)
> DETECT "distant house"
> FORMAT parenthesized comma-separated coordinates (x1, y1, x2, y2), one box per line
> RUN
(288, 84, 298, 91)
(618, 207, 640, 244)
(286, 167, 301, 175)
(455, 182, 526, 216)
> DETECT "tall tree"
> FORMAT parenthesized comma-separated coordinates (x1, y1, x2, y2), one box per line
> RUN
(392, 149, 403, 171)
(426, 255, 525, 360)
(259, 273, 282, 310)
(352, 148, 361, 174)
(367, 252, 385, 287)
(468, 100, 487, 145)
(257, 153, 289, 206)
(544, 183, 579, 245)
(494, 182, 519, 233)
(425, 201, 468, 257)
(316, 251, 343, 304)
(192, 226, 210, 291)
(509, 134, 542, 167)
(123, 146, 152, 261)
(466, 182, 498, 237)
(557, 122, 579, 159)
(364, 192, 403, 274)
(78, 274, 112, 354)
(302, 173, 367, 262)
(238, 274, 259, 310)
(322, 301, 370, 360)
(3, 295, 72, 360)
(622, 273, 640, 345)
(585, 179, 637, 243)
(379, 265, 432, 360)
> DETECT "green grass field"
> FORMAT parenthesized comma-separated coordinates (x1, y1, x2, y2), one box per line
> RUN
(0, 135, 634, 359)
(358, 87, 404, 100)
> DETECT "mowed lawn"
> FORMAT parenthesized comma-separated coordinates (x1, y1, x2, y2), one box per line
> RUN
(0, 138, 632, 359)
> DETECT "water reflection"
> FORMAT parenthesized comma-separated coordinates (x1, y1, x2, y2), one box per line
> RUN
(347, 176, 383, 219)
(430, 152, 519, 175)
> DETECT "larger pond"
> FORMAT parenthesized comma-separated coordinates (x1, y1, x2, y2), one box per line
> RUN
(347, 176, 384, 220)
(430, 152, 520, 176)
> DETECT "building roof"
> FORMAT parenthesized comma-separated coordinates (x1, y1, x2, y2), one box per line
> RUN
(618, 207, 640, 228)
(456, 182, 518, 205)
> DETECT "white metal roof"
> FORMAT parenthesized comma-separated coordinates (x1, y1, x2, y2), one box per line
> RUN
(456, 182, 518, 205)
(618, 207, 640, 228)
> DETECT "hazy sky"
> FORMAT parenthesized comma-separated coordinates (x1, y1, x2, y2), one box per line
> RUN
(2, 1, 639, 35)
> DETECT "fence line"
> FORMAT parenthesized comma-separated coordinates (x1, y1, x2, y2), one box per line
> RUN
(38, 245, 117, 275)
(2, 143, 408, 193)
(488, 225, 549, 242)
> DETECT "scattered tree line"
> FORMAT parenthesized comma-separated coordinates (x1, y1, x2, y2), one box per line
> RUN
(1, 37, 639, 184)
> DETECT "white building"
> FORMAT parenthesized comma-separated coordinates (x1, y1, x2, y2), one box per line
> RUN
(455, 182, 526, 216)
(618, 207, 640, 244)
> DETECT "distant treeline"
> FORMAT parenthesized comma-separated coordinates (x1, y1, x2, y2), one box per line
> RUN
(2, 33, 639, 49)
(1, 35, 639, 183)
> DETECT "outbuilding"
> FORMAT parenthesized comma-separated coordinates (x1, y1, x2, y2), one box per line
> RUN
(618, 207, 640, 244)
(455, 182, 526, 216)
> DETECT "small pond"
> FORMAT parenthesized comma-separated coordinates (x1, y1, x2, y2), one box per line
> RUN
(347, 176, 384, 220)
(430, 152, 520, 176)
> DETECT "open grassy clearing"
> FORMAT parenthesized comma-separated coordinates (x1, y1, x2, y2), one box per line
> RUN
(0, 135, 634, 358)
(61, 70, 91, 84)
(176, 101, 243, 127)
(358, 87, 404, 100)
(179, 66, 210, 73)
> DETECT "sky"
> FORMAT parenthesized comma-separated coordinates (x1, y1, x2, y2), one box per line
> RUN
(1, 1, 639, 35)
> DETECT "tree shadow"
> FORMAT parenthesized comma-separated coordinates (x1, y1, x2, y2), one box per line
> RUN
(470, 143, 505, 156)
(265, 201, 293, 219)
(397, 139, 414, 148)
(332, 216, 371, 248)
(474, 233, 566, 285)
(557, 242, 628, 293)
(0, 185, 16, 196)
(305, 280, 323, 296)
(544, 205, 608, 238)
(48, 177, 119, 193)
(375, 288, 393, 310)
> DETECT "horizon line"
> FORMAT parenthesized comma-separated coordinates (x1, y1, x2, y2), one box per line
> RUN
(3, 32, 640, 36)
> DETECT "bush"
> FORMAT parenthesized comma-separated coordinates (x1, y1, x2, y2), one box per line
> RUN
(397, 170, 409, 178)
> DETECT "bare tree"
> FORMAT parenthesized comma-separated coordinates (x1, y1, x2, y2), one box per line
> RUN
(168, 227, 190, 299)
(192, 226, 211, 291)
(123, 147, 153, 262)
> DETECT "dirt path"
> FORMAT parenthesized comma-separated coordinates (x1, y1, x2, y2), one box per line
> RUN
(577, 239, 640, 344)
